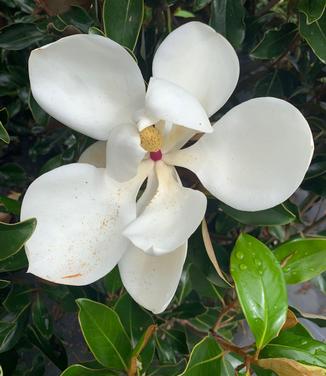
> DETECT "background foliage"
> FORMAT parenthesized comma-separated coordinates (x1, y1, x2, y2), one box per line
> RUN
(0, 0, 326, 375)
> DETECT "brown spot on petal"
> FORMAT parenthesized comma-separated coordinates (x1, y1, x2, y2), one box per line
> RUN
(62, 273, 82, 279)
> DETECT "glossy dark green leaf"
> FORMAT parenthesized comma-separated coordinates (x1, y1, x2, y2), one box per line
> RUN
(77, 298, 132, 371)
(103, 0, 144, 50)
(103, 267, 122, 296)
(0, 251, 28, 272)
(0, 218, 36, 261)
(0, 305, 30, 353)
(221, 203, 296, 226)
(298, 0, 326, 24)
(148, 359, 187, 376)
(0, 163, 27, 186)
(58, 6, 95, 33)
(0, 280, 10, 289)
(3, 285, 33, 312)
(0, 121, 9, 144)
(260, 325, 326, 368)
(178, 336, 223, 375)
(299, 12, 326, 63)
(155, 329, 188, 363)
(61, 365, 116, 376)
(274, 238, 326, 284)
(254, 71, 284, 98)
(114, 294, 154, 370)
(27, 326, 68, 370)
(32, 294, 53, 339)
(210, 0, 245, 49)
(251, 23, 297, 59)
(193, 0, 212, 11)
(0, 23, 44, 50)
(230, 234, 288, 350)
(0, 195, 21, 215)
(28, 92, 49, 127)
(190, 265, 221, 301)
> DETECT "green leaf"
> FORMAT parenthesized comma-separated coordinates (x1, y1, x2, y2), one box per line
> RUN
(260, 326, 326, 368)
(57, 6, 95, 33)
(210, 0, 245, 49)
(178, 336, 223, 375)
(230, 234, 288, 350)
(221, 203, 296, 226)
(32, 294, 53, 339)
(3, 285, 33, 312)
(174, 9, 195, 18)
(27, 326, 68, 370)
(274, 238, 326, 284)
(193, 0, 212, 12)
(0, 280, 10, 289)
(0, 23, 45, 50)
(298, 0, 326, 24)
(0, 218, 36, 261)
(28, 92, 49, 127)
(0, 121, 9, 144)
(251, 23, 297, 59)
(0, 195, 21, 216)
(114, 294, 154, 370)
(103, 267, 122, 296)
(299, 12, 326, 63)
(0, 251, 28, 272)
(103, 0, 144, 50)
(61, 364, 116, 376)
(77, 298, 132, 371)
(148, 360, 187, 376)
(0, 305, 30, 352)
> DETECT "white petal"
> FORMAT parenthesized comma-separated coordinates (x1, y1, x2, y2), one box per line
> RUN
(137, 169, 158, 215)
(123, 161, 207, 255)
(140, 78, 212, 133)
(29, 34, 145, 140)
(166, 98, 314, 211)
(106, 124, 146, 182)
(152, 21, 239, 116)
(21, 161, 153, 285)
(119, 243, 187, 314)
(78, 141, 106, 168)
(157, 122, 196, 153)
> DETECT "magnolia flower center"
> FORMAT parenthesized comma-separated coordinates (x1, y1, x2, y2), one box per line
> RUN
(140, 126, 163, 161)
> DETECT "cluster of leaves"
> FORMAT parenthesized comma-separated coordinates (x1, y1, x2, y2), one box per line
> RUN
(0, 0, 326, 375)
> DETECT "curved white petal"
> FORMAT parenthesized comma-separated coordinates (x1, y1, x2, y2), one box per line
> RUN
(119, 243, 187, 314)
(157, 122, 196, 153)
(166, 98, 314, 211)
(21, 161, 153, 285)
(29, 34, 145, 140)
(137, 169, 158, 215)
(107, 124, 146, 182)
(123, 161, 207, 255)
(152, 21, 239, 117)
(140, 78, 212, 133)
(78, 141, 107, 168)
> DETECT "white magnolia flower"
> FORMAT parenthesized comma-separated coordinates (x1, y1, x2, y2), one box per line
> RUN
(21, 22, 314, 313)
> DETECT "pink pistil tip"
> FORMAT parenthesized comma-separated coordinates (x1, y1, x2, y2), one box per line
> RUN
(150, 149, 162, 161)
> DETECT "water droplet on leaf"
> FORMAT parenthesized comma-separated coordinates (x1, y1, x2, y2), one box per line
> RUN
(236, 251, 244, 260)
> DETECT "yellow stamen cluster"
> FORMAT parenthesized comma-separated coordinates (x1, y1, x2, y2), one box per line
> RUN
(140, 126, 162, 152)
